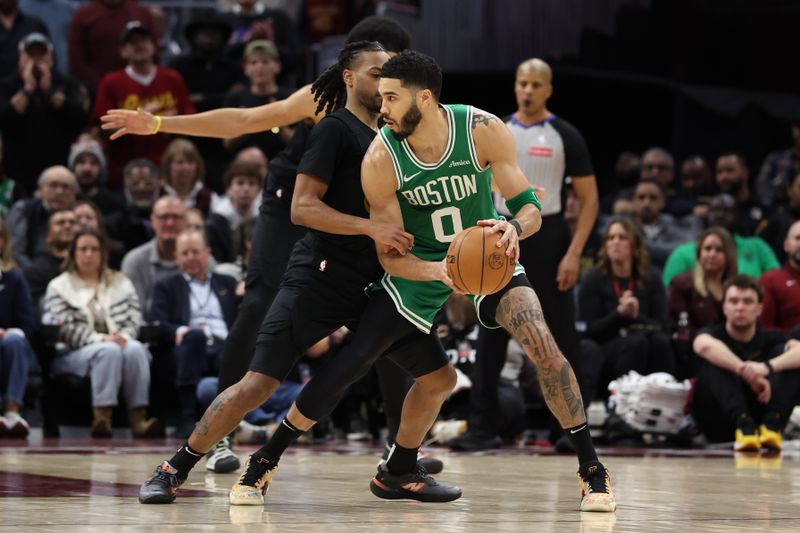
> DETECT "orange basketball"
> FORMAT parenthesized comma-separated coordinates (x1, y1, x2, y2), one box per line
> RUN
(445, 226, 515, 295)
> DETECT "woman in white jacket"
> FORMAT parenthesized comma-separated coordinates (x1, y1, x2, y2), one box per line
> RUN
(43, 227, 160, 438)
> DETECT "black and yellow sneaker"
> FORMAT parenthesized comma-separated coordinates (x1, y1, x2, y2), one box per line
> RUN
(229, 456, 279, 505)
(369, 463, 461, 502)
(138, 461, 186, 504)
(577, 461, 616, 512)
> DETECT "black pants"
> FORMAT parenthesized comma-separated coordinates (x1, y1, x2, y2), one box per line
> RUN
(217, 193, 306, 393)
(292, 290, 450, 422)
(578, 331, 675, 403)
(693, 362, 800, 443)
(467, 215, 580, 434)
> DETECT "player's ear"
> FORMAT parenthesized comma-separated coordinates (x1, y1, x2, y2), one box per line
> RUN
(419, 88, 433, 108)
(343, 68, 354, 88)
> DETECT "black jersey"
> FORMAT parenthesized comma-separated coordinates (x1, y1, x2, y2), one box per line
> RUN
(263, 120, 312, 203)
(295, 108, 380, 271)
(223, 87, 294, 160)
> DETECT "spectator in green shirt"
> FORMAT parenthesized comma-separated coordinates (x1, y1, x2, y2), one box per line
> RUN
(662, 193, 779, 287)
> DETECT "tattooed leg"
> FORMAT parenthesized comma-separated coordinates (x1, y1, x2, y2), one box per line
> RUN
(496, 286, 586, 428)
(188, 371, 280, 452)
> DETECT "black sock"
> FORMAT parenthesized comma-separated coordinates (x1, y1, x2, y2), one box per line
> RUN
(736, 413, 756, 434)
(252, 417, 303, 465)
(385, 443, 419, 475)
(565, 424, 599, 466)
(168, 443, 203, 478)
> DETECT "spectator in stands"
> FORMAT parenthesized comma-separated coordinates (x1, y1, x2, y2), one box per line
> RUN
(19, 0, 74, 75)
(631, 177, 696, 268)
(223, 39, 293, 161)
(121, 196, 186, 311)
(234, 145, 268, 179)
(68, 0, 155, 95)
(92, 21, 195, 189)
(756, 172, 800, 262)
(144, 4, 180, 65)
(715, 153, 762, 236)
(641, 147, 675, 189)
(577, 218, 673, 404)
(23, 208, 76, 310)
(114, 158, 159, 255)
(74, 199, 125, 268)
(148, 229, 238, 437)
(223, 0, 302, 83)
(0, 32, 84, 194)
(0, 218, 36, 438)
(170, 10, 238, 114)
(668, 155, 714, 219)
(667, 226, 737, 377)
(43, 227, 160, 438)
(662, 193, 779, 286)
(160, 138, 213, 217)
(693, 275, 800, 451)
(6, 165, 77, 271)
(761, 220, 800, 334)
(0, 0, 47, 76)
(208, 160, 262, 264)
(68, 139, 125, 218)
(0, 138, 24, 218)
(757, 120, 800, 209)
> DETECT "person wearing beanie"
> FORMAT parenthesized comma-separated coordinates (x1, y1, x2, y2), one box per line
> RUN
(68, 139, 125, 219)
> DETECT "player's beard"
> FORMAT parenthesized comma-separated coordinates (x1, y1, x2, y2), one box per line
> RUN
(389, 104, 422, 141)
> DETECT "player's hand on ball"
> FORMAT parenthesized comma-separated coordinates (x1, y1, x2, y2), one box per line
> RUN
(477, 219, 519, 263)
(371, 222, 414, 255)
(437, 259, 463, 294)
(100, 108, 158, 140)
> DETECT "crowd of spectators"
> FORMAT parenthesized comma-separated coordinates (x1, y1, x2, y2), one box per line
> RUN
(0, 0, 799, 451)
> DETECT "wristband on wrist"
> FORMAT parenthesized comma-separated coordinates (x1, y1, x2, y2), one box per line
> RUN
(509, 219, 522, 236)
(151, 114, 162, 135)
(765, 360, 774, 374)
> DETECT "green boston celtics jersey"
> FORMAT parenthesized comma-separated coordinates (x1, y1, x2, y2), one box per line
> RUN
(374, 104, 524, 332)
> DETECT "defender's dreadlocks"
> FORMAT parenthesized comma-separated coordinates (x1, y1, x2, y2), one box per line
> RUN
(310, 40, 386, 116)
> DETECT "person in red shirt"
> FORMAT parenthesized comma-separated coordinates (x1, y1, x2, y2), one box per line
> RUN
(761, 220, 800, 333)
(68, 0, 155, 95)
(92, 21, 195, 190)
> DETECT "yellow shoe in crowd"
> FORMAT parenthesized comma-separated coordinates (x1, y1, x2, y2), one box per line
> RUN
(758, 425, 782, 451)
(734, 429, 761, 452)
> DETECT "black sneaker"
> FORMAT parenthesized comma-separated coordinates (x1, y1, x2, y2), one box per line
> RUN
(369, 463, 461, 502)
(205, 436, 241, 473)
(449, 431, 502, 451)
(138, 461, 186, 504)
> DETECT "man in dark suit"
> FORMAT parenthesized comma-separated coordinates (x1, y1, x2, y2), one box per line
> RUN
(149, 229, 239, 437)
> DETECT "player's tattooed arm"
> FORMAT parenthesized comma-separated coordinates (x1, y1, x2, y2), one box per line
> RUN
(496, 287, 586, 427)
(471, 110, 503, 130)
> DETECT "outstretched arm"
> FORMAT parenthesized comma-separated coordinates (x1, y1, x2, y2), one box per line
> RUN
(100, 84, 322, 140)
(361, 139, 450, 284)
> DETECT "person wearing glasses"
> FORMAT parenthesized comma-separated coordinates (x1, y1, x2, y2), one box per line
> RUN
(121, 196, 188, 310)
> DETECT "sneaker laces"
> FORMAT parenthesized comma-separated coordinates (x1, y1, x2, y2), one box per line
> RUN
(149, 462, 181, 486)
(239, 457, 275, 488)
(212, 436, 232, 455)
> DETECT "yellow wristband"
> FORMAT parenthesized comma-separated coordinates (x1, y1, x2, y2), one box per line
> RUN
(151, 115, 162, 135)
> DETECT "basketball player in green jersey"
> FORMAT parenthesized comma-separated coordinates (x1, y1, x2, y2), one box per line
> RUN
(360, 50, 616, 512)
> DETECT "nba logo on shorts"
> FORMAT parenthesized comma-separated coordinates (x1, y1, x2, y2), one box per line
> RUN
(319, 259, 327, 272)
